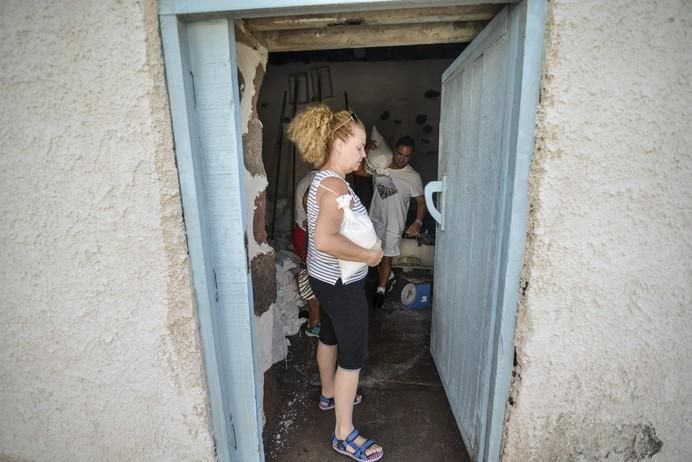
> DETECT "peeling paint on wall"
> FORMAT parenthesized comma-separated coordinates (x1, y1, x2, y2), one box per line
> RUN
(236, 36, 276, 313)
(236, 42, 268, 136)
(251, 253, 277, 316)
(235, 29, 282, 408)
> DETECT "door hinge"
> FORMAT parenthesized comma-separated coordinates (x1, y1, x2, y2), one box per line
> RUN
(190, 71, 197, 108)
(212, 268, 219, 302)
(244, 234, 250, 274)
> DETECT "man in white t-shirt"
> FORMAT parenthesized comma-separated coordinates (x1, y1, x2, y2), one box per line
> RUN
(369, 136, 426, 309)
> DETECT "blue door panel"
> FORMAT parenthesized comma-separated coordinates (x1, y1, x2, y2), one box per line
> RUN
(432, 7, 510, 461)
(429, 3, 545, 461)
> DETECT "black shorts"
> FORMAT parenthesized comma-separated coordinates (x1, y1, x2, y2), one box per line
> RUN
(308, 276, 368, 370)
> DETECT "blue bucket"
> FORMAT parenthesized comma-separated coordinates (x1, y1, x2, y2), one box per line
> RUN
(400, 282, 432, 309)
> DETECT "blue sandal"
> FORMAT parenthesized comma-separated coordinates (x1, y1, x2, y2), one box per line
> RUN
(332, 428, 383, 462)
(319, 393, 363, 411)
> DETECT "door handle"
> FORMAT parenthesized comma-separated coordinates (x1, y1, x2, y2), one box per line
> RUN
(425, 176, 446, 231)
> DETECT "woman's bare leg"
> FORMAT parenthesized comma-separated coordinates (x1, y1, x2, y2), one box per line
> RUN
(334, 367, 383, 458)
(317, 341, 337, 397)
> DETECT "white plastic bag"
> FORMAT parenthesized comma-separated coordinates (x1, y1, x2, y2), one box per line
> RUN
(364, 126, 392, 176)
(336, 194, 378, 283)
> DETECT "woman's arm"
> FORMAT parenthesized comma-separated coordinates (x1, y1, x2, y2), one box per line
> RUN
(313, 177, 382, 266)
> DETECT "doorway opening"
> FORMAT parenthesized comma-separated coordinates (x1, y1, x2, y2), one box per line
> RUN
(258, 42, 468, 461)
(239, 4, 519, 460)
(159, 1, 545, 460)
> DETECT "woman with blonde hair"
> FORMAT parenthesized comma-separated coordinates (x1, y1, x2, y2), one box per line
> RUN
(288, 104, 384, 461)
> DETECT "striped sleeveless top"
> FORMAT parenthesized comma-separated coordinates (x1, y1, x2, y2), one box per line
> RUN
(307, 170, 369, 285)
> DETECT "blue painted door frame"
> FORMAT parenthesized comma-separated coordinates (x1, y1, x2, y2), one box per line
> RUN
(159, 2, 545, 461)
(160, 15, 263, 462)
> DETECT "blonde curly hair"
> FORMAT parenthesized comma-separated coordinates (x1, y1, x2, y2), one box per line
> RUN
(287, 104, 364, 167)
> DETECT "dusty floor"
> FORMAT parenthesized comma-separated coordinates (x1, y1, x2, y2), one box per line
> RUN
(263, 272, 470, 461)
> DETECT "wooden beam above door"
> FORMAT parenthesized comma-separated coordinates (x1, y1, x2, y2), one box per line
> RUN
(243, 5, 501, 31)
(256, 21, 487, 51)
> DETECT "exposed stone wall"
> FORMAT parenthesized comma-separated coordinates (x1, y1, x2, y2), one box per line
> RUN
(504, 1, 692, 461)
(0, 1, 215, 461)
(236, 26, 276, 320)
(234, 25, 280, 426)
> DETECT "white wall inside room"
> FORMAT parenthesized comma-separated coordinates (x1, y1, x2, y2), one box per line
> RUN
(259, 57, 454, 230)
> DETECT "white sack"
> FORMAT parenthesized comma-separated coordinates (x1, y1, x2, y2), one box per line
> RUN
(336, 194, 379, 283)
(364, 126, 392, 176)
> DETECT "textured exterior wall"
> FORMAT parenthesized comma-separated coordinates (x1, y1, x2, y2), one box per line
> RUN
(504, 1, 692, 461)
(0, 1, 215, 461)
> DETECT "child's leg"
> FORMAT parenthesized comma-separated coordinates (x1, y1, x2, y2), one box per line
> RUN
(307, 297, 320, 328)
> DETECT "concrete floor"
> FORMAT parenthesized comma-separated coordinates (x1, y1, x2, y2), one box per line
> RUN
(263, 272, 470, 461)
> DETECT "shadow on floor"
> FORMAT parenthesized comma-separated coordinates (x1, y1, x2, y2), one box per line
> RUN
(263, 277, 470, 462)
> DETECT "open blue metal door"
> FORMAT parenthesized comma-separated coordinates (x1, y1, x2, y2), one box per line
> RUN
(425, 1, 545, 461)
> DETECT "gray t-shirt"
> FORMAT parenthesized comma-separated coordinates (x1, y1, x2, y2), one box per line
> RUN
(369, 165, 424, 236)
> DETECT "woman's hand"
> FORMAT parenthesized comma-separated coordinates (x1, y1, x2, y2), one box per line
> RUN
(366, 239, 384, 267)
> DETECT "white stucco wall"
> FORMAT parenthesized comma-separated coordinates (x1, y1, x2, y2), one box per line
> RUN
(0, 1, 215, 461)
(504, 1, 692, 461)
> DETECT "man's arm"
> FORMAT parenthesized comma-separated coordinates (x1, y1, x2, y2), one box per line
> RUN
(405, 195, 427, 237)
